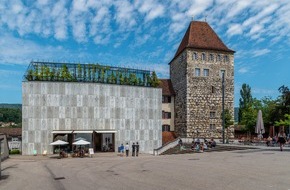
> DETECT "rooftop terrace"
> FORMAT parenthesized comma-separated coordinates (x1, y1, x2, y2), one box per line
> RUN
(23, 61, 159, 87)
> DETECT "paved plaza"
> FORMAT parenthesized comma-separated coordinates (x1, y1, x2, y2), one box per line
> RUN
(1, 148, 290, 190)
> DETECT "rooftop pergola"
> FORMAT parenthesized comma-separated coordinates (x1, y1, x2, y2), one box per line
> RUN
(23, 61, 158, 87)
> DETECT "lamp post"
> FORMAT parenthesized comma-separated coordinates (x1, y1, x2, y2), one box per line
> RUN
(222, 72, 225, 144)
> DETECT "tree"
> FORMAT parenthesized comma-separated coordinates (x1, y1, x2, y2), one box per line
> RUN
(239, 83, 253, 123)
(150, 71, 160, 87)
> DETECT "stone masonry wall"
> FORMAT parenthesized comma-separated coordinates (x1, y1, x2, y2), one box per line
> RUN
(186, 49, 234, 139)
(22, 82, 162, 155)
(170, 52, 188, 137)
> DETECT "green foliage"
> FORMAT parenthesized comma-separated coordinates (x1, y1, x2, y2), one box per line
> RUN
(60, 64, 72, 81)
(239, 83, 253, 123)
(119, 73, 125, 85)
(88, 64, 92, 81)
(150, 71, 160, 87)
(92, 64, 97, 81)
(138, 78, 143, 86)
(9, 149, 21, 154)
(129, 73, 138, 85)
(26, 69, 33, 81)
(221, 109, 234, 128)
(0, 108, 22, 123)
(77, 64, 82, 80)
(275, 114, 290, 127)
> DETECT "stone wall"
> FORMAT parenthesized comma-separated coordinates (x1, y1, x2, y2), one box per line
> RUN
(170, 52, 188, 137)
(170, 49, 234, 139)
(22, 82, 162, 155)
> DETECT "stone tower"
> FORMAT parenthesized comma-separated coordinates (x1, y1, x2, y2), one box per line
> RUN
(169, 21, 235, 138)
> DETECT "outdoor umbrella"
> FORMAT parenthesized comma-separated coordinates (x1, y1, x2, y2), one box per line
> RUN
(50, 140, 69, 155)
(74, 137, 87, 141)
(73, 140, 91, 157)
(255, 110, 265, 138)
(72, 139, 90, 145)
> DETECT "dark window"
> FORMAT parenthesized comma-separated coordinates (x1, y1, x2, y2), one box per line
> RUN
(162, 96, 171, 103)
(202, 53, 206, 61)
(210, 124, 216, 130)
(210, 112, 216, 118)
(162, 125, 170, 132)
(217, 54, 222, 62)
(209, 54, 214, 62)
(203, 69, 209, 77)
(224, 55, 229, 62)
(211, 86, 216, 93)
(162, 111, 171, 119)
(193, 52, 198, 60)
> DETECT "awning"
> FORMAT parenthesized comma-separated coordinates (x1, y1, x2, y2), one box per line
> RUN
(52, 131, 73, 134)
(95, 130, 117, 133)
(73, 130, 94, 134)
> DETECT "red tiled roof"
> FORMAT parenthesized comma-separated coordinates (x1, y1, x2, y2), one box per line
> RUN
(0, 128, 22, 137)
(158, 79, 175, 96)
(173, 21, 235, 60)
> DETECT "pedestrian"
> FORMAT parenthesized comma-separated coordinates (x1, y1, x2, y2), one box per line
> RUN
(136, 142, 139, 157)
(125, 143, 129, 157)
(277, 130, 286, 151)
(120, 144, 124, 156)
(132, 142, 136, 156)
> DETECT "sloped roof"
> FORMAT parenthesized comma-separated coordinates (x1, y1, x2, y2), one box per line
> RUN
(158, 79, 175, 96)
(0, 128, 22, 137)
(173, 21, 235, 60)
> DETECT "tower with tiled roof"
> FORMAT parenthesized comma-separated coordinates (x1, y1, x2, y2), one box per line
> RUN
(169, 21, 234, 138)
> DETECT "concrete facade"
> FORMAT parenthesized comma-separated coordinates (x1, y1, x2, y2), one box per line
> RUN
(22, 81, 162, 155)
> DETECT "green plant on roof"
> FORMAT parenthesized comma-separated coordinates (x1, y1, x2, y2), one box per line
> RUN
(26, 69, 33, 81)
(77, 64, 82, 81)
(50, 68, 56, 81)
(138, 78, 143, 86)
(119, 73, 124, 85)
(129, 73, 138, 85)
(60, 64, 72, 81)
(146, 74, 151, 87)
(150, 71, 160, 87)
(92, 64, 97, 82)
(88, 64, 92, 81)
(33, 65, 39, 80)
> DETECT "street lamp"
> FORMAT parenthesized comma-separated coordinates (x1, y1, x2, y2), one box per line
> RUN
(222, 72, 225, 144)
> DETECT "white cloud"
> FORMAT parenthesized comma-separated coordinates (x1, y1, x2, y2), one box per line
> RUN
(227, 24, 243, 36)
(238, 67, 248, 74)
(252, 49, 271, 57)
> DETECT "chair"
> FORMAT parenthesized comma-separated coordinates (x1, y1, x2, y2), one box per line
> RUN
(42, 150, 47, 156)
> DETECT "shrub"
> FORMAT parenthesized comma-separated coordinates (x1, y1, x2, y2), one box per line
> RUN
(9, 149, 21, 154)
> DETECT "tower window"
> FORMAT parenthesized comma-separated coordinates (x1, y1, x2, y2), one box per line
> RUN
(202, 53, 206, 61)
(224, 55, 229, 62)
(211, 86, 216, 93)
(210, 124, 216, 130)
(203, 69, 209, 77)
(220, 70, 226, 77)
(209, 54, 214, 62)
(162, 112, 171, 119)
(193, 52, 198, 60)
(217, 54, 222, 62)
(210, 112, 216, 118)
(195, 68, 200, 76)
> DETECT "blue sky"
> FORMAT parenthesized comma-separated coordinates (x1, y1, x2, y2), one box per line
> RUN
(0, 0, 290, 106)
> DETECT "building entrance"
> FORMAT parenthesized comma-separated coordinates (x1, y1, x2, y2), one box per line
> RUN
(94, 132, 115, 152)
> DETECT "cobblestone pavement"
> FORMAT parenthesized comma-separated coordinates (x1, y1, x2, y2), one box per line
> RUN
(1, 149, 290, 190)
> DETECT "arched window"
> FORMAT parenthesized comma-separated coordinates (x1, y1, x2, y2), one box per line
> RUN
(209, 54, 214, 62)
(202, 53, 206, 61)
(217, 54, 222, 62)
(224, 55, 229, 62)
(193, 52, 198, 60)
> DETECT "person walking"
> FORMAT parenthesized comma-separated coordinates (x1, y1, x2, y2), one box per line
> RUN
(125, 143, 129, 157)
(132, 142, 136, 156)
(136, 142, 139, 157)
(277, 130, 286, 151)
